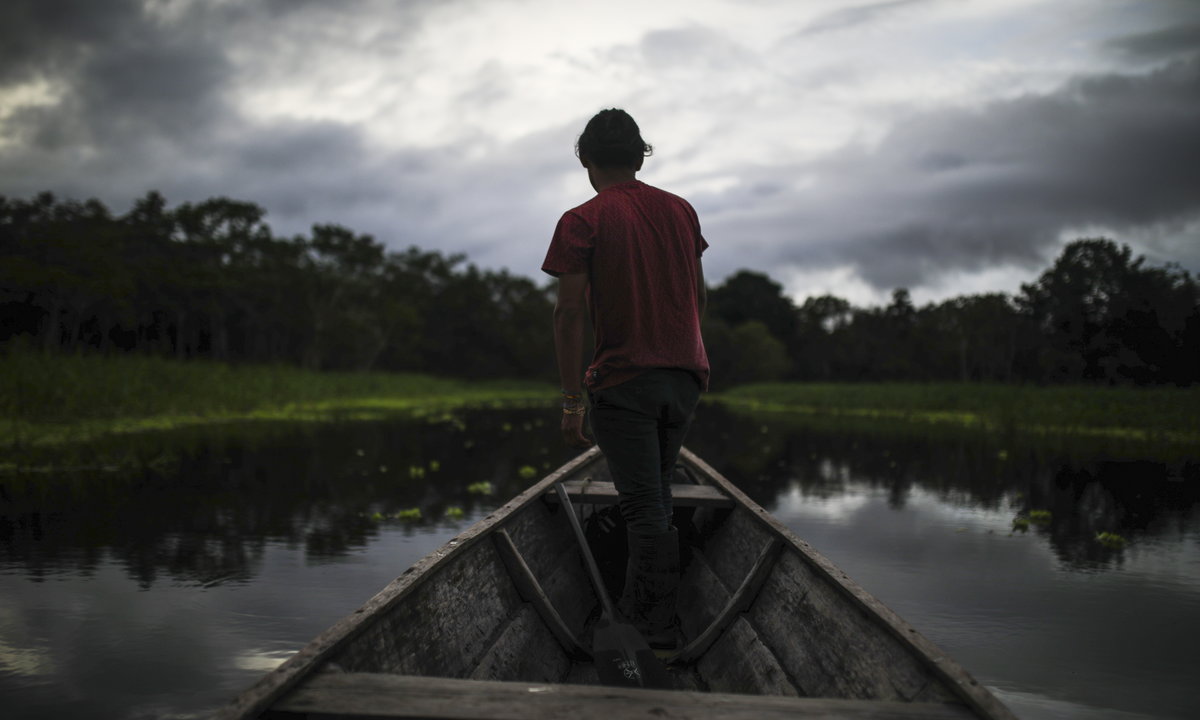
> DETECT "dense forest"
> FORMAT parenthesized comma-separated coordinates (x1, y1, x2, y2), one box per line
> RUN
(2, 191, 1197, 388)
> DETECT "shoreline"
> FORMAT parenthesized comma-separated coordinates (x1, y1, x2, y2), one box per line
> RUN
(3, 353, 1196, 468)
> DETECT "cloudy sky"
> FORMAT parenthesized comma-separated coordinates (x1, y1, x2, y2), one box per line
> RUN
(2, 0, 1198, 306)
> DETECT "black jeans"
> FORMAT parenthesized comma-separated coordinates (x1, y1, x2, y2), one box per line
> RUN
(589, 369, 701, 535)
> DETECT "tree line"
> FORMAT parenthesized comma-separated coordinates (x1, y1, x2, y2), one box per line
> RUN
(2, 191, 1197, 386)
(1, 192, 553, 379)
(705, 241, 1199, 387)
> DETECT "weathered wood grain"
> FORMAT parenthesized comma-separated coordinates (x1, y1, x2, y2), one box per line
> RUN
(677, 448, 1019, 720)
(213, 447, 605, 720)
(328, 525, 524, 677)
(697, 615, 801, 697)
(492, 529, 589, 661)
(468, 603, 572, 683)
(276, 673, 978, 719)
(549, 480, 735, 508)
(750, 549, 945, 701)
(679, 549, 799, 696)
(500, 497, 595, 629)
(671, 538, 781, 665)
(699, 505, 778, 595)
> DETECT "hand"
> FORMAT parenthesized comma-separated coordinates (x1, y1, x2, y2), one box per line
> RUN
(560, 411, 593, 449)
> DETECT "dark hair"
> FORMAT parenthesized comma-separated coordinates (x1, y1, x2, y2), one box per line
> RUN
(575, 108, 653, 169)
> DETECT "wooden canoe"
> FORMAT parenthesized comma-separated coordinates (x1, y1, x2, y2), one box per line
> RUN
(216, 446, 1018, 720)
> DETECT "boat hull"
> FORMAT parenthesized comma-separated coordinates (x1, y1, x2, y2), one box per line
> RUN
(217, 446, 1016, 720)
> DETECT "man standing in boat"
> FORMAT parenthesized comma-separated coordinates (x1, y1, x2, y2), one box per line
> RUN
(542, 108, 710, 649)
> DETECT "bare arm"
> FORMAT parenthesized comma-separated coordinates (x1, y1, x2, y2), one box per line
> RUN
(552, 272, 592, 447)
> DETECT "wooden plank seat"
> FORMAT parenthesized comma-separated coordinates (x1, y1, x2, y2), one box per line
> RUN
(278, 673, 979, 719)
(549, 479, 734, 508)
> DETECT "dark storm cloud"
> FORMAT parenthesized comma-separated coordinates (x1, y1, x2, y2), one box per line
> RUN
(77, 33, 232, 142)
(204, 121, 413, 219)
(708, 57, 1200, 291)
(0, 0, 237, 154)
(0, 0, 374, 148)
(1107, 24, 1200, 60)
(0, 0, 141, 83)
(0, 0, 440, 239)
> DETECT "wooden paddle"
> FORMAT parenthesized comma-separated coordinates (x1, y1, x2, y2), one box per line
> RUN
(554, 482, 672, 689)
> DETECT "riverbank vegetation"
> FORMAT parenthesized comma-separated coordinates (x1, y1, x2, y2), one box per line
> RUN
(4, 349, 1196, 470)
(713, 382, 1200, 448)
(0, 349, 551, 454)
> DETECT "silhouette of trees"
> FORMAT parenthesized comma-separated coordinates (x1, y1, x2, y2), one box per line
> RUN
(701, 239, 1197, 386)
(702, 318, 790, 389)
(1018, 238, 1198, 384)
(708, 270, 799, 351)
(0, 192, 554, 380)
(2, 193, 1196, 385)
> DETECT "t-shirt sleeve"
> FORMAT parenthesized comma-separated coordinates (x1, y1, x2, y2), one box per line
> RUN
(686, 201, 708, 257)
(541, 211, 593, 277)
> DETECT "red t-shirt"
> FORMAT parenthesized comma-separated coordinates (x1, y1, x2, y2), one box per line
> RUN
(542, 180, 710, 391)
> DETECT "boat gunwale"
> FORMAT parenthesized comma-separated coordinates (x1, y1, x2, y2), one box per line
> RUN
(213, 446, 606, 720)
(676, 448, 1019, 720)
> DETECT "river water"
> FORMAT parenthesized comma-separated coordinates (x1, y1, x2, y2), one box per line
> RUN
(1, 405, 1197, 719)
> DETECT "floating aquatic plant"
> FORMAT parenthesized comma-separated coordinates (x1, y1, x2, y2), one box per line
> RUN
(1011, 509, 1051, 532)
(1096, 532, 1127, 549)
(467, 481, 494, 495)
(518, 465, 538, 480)
(1028, 510, 1052, 524)
(394, 508, 422, 521)
(444, 506, 464, 520)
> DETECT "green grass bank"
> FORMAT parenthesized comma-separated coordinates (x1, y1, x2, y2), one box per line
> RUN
(713, 382, 1200, 447)
(4, 352, 1197, 469)
(0, 350, 554, 451)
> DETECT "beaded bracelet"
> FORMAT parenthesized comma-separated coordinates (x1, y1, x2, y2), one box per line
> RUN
(562, 404, 586, 416)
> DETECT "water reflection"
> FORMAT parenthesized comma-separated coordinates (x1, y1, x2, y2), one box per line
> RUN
(1, 409, 568, 590)
(688, 404, 1199, 571)
(1, 404, 1197, 719)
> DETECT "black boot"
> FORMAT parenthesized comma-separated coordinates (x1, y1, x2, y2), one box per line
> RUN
(618, 527, 680, 649)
